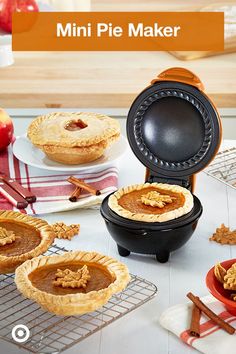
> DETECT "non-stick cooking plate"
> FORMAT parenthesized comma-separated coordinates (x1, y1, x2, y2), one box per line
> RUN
(127, 79, 221, 178)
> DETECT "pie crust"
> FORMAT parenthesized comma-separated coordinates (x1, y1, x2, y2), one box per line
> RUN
(108, 183, 194, 222)
(27, 112, 120, 164)
(15, 251, 131, 316)
(0, 211, 55, 274)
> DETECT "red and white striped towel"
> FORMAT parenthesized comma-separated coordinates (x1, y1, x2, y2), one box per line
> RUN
(160, 295, 236, 354)
(0, 146, 118, 215)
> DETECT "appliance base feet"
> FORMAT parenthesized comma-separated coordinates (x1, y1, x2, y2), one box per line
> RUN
(116, 245, 170, 263)
(117, 244, 130, 257)
(156, 251, 170, 263)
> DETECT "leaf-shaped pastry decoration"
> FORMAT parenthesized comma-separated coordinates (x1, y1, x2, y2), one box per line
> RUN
(0, 227, 16, 246)
(209, 224, 236, 245)
(223, 264, 236, 291)
(52, 222, 80, 240)
(141, 191, 175, 208)
(214, 263, 227, 284)
(53, 265, 91, 288)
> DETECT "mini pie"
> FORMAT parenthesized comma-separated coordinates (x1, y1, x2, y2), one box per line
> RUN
(15, 251, 131, 316)
(0, 210, 55, 274)
(27, 112, 120, 165)
(108, 183, 194, 222)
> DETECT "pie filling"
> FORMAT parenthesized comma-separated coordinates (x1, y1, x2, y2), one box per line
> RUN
(64, 119, 88, 131)
(0, 221, 41, 257)
(29, 262, 115, 295)
(118, 187, 185, 215)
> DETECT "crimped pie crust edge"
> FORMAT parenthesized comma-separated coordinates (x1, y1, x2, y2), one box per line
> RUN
(39, 133, 120, 155)
(108, 183, 194, 223)
(0, 210, 55, 274)
(15, 251, 131, 316)
(27, 112, 120, 148)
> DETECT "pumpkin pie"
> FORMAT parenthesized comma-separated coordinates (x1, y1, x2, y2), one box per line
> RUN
(108, 183, 194, 222)
(15, 251, 130, 316)
(0, 210, 55, 274)
(27, 112, 120, 165)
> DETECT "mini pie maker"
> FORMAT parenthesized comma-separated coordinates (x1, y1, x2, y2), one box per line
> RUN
(101, 67, 222, 263)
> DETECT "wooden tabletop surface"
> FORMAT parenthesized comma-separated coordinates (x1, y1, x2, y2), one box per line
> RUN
(1, 0, 236, 109)
(1, 50, 236, 109)
(91, 0, 236, 11)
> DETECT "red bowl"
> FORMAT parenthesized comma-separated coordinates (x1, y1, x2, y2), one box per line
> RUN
(206, 258, 236, 316)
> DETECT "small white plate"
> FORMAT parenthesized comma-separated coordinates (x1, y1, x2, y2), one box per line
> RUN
(13, 135, 128, 172)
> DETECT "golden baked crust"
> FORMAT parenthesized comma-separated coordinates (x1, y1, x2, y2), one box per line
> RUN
(209, 224, 236, 245)
(51, 222, 80, 240)
(53, 266, 91, 288)
(27, 112, 120, 147)
(38, 134, 119, 164)
(214, 263, 227, 284)
(214, 262, 236, 295)
(15, 251, 131, 316)
(27, 112, 120, 164)
(0, 227, 16, 246)
(108, 183, 194, 223)
(0, 211, 55, 274)
(224, 263, 236, 291)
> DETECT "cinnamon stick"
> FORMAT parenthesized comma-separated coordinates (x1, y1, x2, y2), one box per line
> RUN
(189, 304, 201, 337)
(187, 292, 235, 335)
(69, 187, 82, 202)
(68, 176, 101, 196)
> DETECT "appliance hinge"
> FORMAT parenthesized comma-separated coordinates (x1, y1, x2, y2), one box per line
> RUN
(147, 175, 191, 190)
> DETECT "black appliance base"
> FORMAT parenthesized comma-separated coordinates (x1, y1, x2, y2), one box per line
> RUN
(101, 194, 203, 264)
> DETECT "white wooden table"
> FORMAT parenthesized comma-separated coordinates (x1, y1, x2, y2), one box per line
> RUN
(1, 115, 236, 354)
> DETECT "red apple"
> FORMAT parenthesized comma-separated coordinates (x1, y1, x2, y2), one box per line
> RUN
(0, 108, 14, 151)
(0, 0, 39, 33)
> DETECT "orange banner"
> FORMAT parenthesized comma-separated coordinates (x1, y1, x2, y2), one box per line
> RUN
(12, 12, 224, 51)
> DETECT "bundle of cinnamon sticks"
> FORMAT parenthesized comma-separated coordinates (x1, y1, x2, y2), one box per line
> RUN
(187, 292, 235, 337)
(68, 176, 101, 202)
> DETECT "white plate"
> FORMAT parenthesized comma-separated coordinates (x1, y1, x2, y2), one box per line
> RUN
(13, 135, 128, 172)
